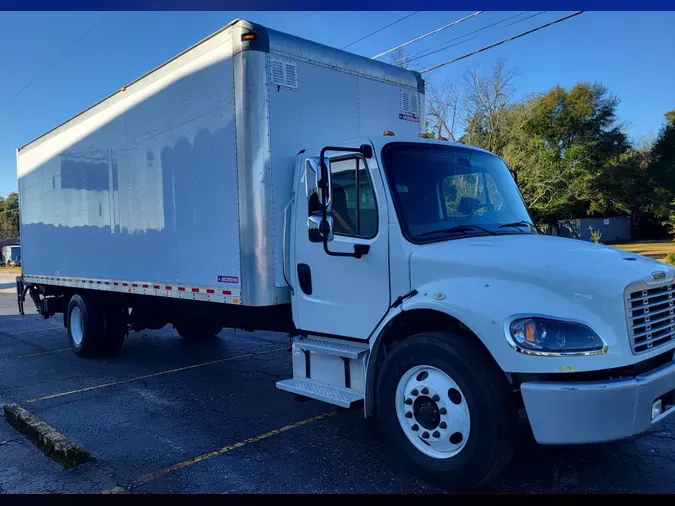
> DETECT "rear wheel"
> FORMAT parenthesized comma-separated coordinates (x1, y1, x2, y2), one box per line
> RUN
(67, 294, 105, 357)
(175, 314, 222, 340)
(67, 294, 127, 357)
(376, 331, 519, 489)
(101, 306, 127, 356)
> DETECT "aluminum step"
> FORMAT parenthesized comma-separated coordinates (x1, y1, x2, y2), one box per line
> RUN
(276, 378, 364, 408)
(294, 336, 369, 359)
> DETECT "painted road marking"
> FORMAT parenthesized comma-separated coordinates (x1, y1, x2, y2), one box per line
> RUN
(24, 346, 287, 404)
(111, 411, 338, 491)
(9, 347, 72, 359)
(1, 334, 166, 360)
(0, 326, 62, 337)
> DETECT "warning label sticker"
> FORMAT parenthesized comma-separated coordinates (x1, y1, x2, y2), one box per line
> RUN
(399, 112, 420, 123)
(218, 275, 239, 284)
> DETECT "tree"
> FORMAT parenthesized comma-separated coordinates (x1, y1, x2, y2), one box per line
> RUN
(502, 83, 631, 223)
(647, 109, 675, 235)
(460, 59, 519, 155)
(426, 79, 460, 141)
(389, 47, 419, 71)
(0, 192, 20, 241)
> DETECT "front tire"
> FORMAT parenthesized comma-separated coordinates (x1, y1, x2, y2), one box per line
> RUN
(376, 331, 518, 489)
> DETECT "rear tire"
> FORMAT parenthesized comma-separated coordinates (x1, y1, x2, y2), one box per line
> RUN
(101, 306, 127, 356)
(376, 331, 518, 489)
(66, 294, 105, 357)
(175, 314, 222, 340)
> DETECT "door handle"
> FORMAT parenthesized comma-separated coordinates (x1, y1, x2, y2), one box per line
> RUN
(297, 264, 312, 295)
(353, 244, 370, 258)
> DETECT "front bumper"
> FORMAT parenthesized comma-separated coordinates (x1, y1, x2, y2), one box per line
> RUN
(521, 358, 675, 444)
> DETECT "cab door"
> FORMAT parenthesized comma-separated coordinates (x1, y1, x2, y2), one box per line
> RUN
(290, 150, 390, 339)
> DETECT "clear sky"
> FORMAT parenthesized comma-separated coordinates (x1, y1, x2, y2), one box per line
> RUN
(0, 10, 673, 196)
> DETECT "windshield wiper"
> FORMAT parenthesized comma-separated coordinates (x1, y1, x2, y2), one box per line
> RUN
(418, 224, 497, 238)
(498, 220, 535, 231)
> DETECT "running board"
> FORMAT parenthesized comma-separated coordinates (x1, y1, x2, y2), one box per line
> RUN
(276, 378, 364, 408)
(293, 336, 369, 359)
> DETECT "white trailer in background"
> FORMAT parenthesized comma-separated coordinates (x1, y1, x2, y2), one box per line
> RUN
(16, 19, 675, 488)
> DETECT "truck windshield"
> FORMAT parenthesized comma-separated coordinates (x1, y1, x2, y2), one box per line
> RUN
(382, 142, 536, 242)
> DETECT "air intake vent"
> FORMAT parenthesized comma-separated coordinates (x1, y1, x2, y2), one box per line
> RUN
(270, 58, 298, 89)
(401, 90, 420, 115)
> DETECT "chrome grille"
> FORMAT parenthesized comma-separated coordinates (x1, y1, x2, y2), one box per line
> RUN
(626, 281, 675, 354)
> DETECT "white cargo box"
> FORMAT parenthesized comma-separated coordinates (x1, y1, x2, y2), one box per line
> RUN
(17, 19, 424, 307)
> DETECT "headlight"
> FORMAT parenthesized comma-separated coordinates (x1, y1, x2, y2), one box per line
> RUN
(508, 317, 606, 355)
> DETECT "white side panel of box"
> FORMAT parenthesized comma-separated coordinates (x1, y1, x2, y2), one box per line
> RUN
(267, 56, 423, 288)
(17, 30, 241, 292)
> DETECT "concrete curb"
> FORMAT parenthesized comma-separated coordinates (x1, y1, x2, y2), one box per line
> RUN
(3, 403, 91, 467)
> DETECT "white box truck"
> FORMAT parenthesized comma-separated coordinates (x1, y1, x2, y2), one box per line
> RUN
(15, 19, 675, 488)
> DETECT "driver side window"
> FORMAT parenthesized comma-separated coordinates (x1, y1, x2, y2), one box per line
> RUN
(329, 157, 378, 238)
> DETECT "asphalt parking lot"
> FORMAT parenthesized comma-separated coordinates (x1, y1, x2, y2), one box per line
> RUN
(1, 284, 674, 493)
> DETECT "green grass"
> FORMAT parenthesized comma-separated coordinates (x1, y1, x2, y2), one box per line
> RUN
(613, 239, 675, 263)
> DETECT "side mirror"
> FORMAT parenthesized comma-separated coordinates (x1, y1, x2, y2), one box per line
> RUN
(307, 215, 334, 243)
(312, 158, 332, 213)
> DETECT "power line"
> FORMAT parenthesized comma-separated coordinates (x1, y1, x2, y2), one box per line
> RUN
(0, 15, 104, 111)
(341, 11, 420, 50)
(407, 11, 530, 63)
(501, 10, 547, 29)
(372, 11, 484, 60)
(420, 11, 585, 74)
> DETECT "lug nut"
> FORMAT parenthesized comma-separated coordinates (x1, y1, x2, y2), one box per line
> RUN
(411, 389, 419, 396)
(422, 431, 430, 439)
(421, 387, 429, 395)
(411, 424, 419, 431)
(405, 411, 413, 419)
(405, 398, 412, 405)
(439, 421, 447, 429)
(432, 394, 440, 402)
(440, 407, 447, 415)
(433, 431, 440, 438)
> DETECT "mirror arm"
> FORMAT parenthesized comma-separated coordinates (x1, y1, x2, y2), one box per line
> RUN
(318, 145, 372, 259)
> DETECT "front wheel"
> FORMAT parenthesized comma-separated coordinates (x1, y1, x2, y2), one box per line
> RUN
(376, 331, 519, 489)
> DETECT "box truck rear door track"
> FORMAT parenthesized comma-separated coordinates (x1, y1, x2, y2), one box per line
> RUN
(20, 275, 241, 305)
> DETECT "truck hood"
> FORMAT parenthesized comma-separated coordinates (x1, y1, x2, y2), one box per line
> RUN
(409, 234, 672, 299)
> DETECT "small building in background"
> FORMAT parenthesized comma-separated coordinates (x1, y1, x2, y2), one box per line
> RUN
(1, 239, 21, 266)
(557, 216, 631, 243)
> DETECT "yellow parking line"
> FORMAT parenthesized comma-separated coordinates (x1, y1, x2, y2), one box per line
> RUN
(24, 346, 287, 404)
(12, 347, 72, 359)
(4, 334, 165, 360)
(125, 411, 337, 489)
(1, 326, 61, 337)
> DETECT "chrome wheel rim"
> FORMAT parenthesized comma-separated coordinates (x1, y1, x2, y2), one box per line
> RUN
(395, 365, 470, 459)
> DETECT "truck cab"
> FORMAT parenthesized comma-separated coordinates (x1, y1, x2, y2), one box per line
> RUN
(279, 133, 675, 487)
